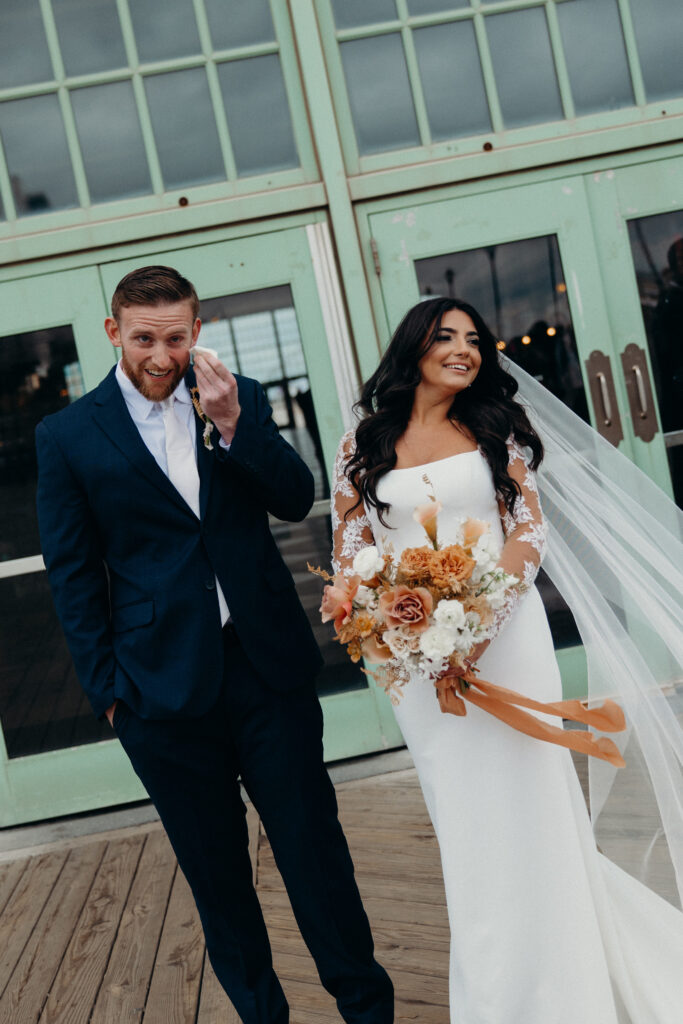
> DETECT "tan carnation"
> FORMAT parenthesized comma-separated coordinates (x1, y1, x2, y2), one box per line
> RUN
(399, 546, 434, 583)
(430, 545, 476, 591)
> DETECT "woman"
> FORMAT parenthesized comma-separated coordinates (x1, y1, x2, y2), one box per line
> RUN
(331, 297, 683, 1023)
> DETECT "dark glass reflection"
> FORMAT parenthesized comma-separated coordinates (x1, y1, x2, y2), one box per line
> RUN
(486, 8, 563, 129)
(416, 235, 589, 419)
(0, 326, 83, 561)
(0, 326, 104, 758)
(627, 211, 683, 507)
(415, 235, 585, 648)
(198, 286, 363, 697)
(0, 573, 110, 758)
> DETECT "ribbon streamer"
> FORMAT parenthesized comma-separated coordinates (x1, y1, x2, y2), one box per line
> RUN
(435, 670, 626, 767)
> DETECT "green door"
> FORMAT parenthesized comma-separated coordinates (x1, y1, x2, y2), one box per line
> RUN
(0, 225, 400, 826)
(364, 171, 675, 698)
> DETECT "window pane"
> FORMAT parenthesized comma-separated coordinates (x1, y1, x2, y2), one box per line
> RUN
(416, 235, 585, 651)
(414, 21, 490, 140)
(340, 34, 420, 154)
(0, 95, 78, 215)
(330, 0, 397, 29)
(129, 0, 201, 63)
(627, 212, 683, 507)
(557, 0, 633, 115)
(486, 8, 563, 128)
(145, 69, 224, 189)
(217, 55, 298, 176)
(0, 325, 83, 561)
(53, 0, 127, 77)
(0, 572, 111, 758)
(204, 0, 275, 49)
(407, 0, 470, 13)
(629, 0, 683, 102)
(0, 0, 53, 89)
(199, 286, 363, 698)
(71, 82, 151, 202)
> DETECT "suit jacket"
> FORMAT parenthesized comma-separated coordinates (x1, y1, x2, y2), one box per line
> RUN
(35, 366, 323, 720)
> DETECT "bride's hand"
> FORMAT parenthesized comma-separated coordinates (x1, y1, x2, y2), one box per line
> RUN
(450, 639, 490, 676)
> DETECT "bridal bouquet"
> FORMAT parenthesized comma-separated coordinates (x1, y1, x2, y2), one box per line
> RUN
(311, 496, 519, 704)
(312, 493, 627, 766)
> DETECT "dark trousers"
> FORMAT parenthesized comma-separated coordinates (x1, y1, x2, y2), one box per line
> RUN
(113, 628, 393, 1023)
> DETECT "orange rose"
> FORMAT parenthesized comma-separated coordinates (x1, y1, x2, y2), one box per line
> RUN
(430, 545, 476, 591)
(379, 584, 433, 632)
(320, 575, 360, 632)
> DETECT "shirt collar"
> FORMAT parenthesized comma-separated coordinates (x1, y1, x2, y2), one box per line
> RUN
(115, 360, 193, 418)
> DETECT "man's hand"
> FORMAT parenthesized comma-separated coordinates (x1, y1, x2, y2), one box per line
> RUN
(105, 700, 117, 727)
(193, 351, 241, 445)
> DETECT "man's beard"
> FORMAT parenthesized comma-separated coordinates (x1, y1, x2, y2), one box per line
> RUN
(121, 352, 187, 401)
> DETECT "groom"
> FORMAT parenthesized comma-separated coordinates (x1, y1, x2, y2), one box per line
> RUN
(35, 266, 393, 1023)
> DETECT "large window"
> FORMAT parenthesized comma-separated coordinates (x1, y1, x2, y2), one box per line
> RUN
(319, 0, 683, 170)
(0, 0, 311, 222)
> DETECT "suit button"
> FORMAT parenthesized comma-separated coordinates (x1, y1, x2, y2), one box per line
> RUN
(205, 578, 216, 590)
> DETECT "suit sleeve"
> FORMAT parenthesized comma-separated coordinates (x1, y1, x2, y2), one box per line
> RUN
(215, 380, 315, 522)
(35, 421, 116, 719)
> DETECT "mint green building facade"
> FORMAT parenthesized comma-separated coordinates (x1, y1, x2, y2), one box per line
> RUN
(1, 0, 682, 825)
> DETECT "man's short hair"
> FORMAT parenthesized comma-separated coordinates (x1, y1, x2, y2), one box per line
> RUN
(111, 266, 200, 320)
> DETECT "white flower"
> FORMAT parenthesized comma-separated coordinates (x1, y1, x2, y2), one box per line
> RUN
(352, 545, 385, 580)
(433, 599, 466, 630)
(354, 585, 376, 609)
(420, 624, 456, 661)
(383, 627, 421, 659)
(471, 532, 501, 581)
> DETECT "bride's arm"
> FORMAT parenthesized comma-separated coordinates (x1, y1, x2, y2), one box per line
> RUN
(489, 435, 548, 632)
(331, 430, 375, 576)
(467, 437, 547, 665)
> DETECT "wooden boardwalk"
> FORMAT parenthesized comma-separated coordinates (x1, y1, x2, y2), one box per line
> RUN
(0, 769, 450, 1023)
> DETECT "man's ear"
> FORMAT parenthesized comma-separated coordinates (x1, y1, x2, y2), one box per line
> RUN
(191, 318, 201, 346)
(104, 316, 121, 348)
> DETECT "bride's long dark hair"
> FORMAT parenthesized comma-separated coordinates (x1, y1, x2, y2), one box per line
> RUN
(346, 297, 544, 526)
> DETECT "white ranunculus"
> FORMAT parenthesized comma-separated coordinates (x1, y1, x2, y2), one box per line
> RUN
(384, 627, 420, 659)
(472, 533, 501, 581)
(354, 585, 376, 608)
(433, 599, 466, 630)
(352, 545, 385, 580)
(420, 624, 456, 661)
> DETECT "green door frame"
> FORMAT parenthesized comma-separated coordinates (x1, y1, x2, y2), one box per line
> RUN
(359, 170, 674, 699)
(0, 225, 402, 827)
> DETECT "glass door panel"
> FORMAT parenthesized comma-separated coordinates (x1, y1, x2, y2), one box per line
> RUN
(626, 212, 683, 506)
(366, 175, 638, 696)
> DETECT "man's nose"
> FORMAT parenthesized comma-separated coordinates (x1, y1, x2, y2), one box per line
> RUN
(150, 344, 172, 367)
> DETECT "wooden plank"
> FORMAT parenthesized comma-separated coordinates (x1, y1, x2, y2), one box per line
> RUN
(39, 834, 145, 1024)
(0, 841, 105, 1023)
(143, 866, 204, 1023)
(246, 802, 260, 886)
(0, 850, 68, 998)
(0, 859, 27, 918)
(91, 830, 177, 1023)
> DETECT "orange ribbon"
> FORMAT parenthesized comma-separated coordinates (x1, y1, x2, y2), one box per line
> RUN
(435, 670, 626, 767)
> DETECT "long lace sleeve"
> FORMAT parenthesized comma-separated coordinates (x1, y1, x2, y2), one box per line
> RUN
(488, 437, 548, 639)
(331, 430, 375, 577)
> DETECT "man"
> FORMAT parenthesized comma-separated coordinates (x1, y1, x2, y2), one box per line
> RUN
(35, 266, 393, 1023)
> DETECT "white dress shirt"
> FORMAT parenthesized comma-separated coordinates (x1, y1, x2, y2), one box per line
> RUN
(115, 361, 230, 624)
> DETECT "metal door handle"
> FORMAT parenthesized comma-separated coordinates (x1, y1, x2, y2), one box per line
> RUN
(596, 372, 612, 426)
(632, 365, 648, 419)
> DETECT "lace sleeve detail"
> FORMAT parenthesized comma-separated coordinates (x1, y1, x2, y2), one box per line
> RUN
(331, 430, 374, 576)
(488, 436, 548, 641)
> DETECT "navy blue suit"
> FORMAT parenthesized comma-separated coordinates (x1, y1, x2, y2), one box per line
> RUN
(36, 366, 393, 1024)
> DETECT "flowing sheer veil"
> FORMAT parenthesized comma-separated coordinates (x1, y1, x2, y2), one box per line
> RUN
(507, 359, 683, 907)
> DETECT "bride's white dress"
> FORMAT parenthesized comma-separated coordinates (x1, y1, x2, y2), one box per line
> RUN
(332, 437, 683, 1024)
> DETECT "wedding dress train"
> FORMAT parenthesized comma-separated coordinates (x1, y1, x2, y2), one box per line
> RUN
(332, 440, 683, 1024)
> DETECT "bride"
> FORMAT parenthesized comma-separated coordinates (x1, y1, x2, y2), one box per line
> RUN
(330, 297, 683, 1023)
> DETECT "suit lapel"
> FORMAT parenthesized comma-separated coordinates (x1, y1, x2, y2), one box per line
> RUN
(187, 366, 215, 520)
(91, 367, 195, 515)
